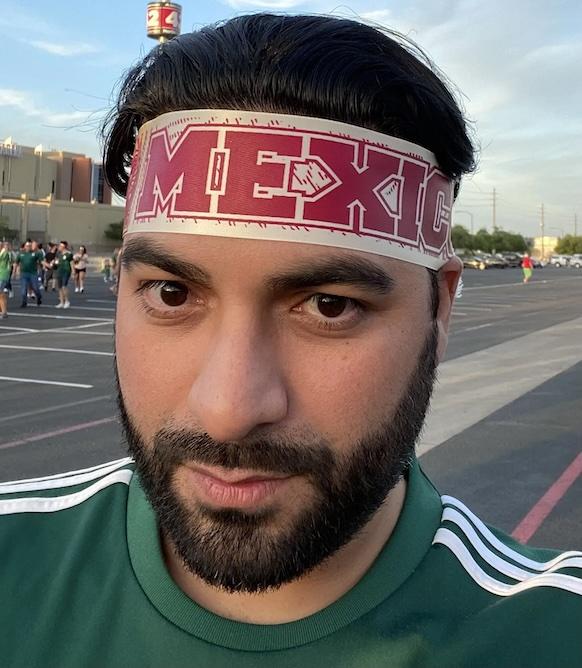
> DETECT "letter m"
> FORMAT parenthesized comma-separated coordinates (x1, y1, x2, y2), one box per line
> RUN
(136, 126, 218, 217)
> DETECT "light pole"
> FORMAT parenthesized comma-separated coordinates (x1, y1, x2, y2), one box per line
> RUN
(454, 210, 474, 234)
(146, 2, 182, 43)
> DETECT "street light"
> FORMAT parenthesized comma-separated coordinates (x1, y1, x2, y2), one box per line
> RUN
(454, 210, 474, 234)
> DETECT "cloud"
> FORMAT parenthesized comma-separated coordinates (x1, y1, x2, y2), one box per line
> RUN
(28, 40, 101, 57)
(0, 88, 93, 127)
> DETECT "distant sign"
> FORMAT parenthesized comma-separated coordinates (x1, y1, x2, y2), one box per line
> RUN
(0, 144, 22, 158)
(146, 3, 181, 40)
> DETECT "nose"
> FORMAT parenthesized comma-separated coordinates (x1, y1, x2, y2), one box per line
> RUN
(186, 314, 288, 443)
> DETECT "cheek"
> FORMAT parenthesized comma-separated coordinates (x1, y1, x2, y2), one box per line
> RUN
(115, 301, 189, 434)
(289, 320, 427, 446)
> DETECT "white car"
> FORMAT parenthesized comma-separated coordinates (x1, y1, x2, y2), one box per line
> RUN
(570, 254, 582, 269)
(549, 255, 571, 268)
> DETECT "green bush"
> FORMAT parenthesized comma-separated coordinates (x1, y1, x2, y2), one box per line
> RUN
(104, 221, 123, 241)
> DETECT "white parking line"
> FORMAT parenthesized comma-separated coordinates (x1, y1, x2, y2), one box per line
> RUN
(0, 325, 38, 332)
(87, 299, 117, 304)
(8, 313, 111, 322)
(451, 323, 493, 334)
(0, 345, 114, 357)
(51, 322, 113, 331)
(0, 375, 93, 388)
(0, 395, 112, 424)
(62, 306, 116, 312)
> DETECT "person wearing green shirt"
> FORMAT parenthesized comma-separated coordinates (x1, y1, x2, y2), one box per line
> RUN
(1, 15, 581, 668)
(0, 240, 13, 317)
(14, 239, 42, 308)
(54, 239, 74, 309)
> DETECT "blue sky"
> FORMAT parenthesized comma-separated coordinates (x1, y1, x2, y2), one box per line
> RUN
(1, 0, 580, 237)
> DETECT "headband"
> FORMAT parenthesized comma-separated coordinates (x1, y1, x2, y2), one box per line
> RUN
(125, 110, 455, 269)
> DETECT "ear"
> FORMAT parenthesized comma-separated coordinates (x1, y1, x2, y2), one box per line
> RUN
(435, 256, 463, 363)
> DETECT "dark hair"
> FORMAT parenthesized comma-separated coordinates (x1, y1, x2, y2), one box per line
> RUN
(60, 240, 68, 248)
(102, 13, 474, 196)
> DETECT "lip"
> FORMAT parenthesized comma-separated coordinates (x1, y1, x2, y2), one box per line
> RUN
(183, 465, 292, 509)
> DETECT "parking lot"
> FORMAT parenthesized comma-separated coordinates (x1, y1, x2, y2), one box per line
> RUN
(1, 265, 581, 549)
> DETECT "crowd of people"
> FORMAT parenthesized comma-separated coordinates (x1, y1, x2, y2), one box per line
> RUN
(0, 240, 121, 318)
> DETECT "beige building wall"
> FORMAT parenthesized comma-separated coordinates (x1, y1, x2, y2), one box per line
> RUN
(48, 200, 124, 247)
(532, 236, 558, 260)
(1, 147, 58, 200)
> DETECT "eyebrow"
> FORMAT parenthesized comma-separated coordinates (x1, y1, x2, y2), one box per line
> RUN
(267, 255, 394, 296)
(121, 238, 212, 287)
(121, 238, 394, 296)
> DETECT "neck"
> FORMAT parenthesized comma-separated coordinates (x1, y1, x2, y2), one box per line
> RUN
(163, 478, 406, 624)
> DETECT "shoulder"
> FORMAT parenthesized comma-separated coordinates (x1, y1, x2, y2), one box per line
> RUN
(432, 493, 582, 601)
(0, 457, 134, 529)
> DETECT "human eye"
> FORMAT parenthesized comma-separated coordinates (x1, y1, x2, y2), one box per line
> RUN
(135, 280, 203, 319)
(293, 293, 366, 331)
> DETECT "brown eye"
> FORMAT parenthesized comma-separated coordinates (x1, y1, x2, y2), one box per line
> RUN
(159, 283, 188, 307)
(315, 295, 348, 318)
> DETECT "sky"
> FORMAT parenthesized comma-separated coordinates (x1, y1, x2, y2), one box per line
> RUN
(1, 0, 580, 238)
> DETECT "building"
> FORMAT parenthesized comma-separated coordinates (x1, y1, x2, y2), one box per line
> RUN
(0, 138, 123, 248)
(531, 236, 559, 261)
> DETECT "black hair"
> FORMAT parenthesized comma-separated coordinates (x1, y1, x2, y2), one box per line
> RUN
(102, 13, 475, 196)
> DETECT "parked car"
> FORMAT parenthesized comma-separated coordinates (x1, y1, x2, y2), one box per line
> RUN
(496, 252, 522, 267)
(475, 253, 508, 268)
(458, 252, 487, 270)
(570, 254, 582, 269)
(549, 255, 571, 268)
(531, 258, 544, 268)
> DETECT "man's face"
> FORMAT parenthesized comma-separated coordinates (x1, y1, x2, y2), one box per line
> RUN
(116, 234, 451, 593)
(24, 242, 31, 252)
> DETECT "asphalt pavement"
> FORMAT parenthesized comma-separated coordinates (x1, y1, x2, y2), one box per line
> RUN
(0, 265, 581, 549)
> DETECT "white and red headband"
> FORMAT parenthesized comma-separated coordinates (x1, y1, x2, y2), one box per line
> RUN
(125, 110, 455, 269)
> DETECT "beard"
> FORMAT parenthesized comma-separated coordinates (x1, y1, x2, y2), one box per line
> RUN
(117, 322, 439, 594)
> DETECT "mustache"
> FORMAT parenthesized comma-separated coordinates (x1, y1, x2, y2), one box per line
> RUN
(123, 414, 335, 479)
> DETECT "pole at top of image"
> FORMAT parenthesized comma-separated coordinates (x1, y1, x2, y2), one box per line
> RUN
(146, 2, 182, 43)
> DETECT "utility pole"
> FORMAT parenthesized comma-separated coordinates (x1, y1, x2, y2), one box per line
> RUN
(575, 213, 578, 237)
(540, 203, 545, 260)
(492, 188, 497, 231)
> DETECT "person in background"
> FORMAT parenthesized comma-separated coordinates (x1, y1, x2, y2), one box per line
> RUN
(73, 245, 89, 293)
(0, 241, 13, 318)
(521, 253, 533, 284)
(14, 240, 42, 308)
(43, 243, 58, 292)
(54, 240, 74, 309)
(101, 256, 112, 283)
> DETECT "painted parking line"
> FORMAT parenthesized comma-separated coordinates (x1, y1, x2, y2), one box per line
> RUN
(87, 299, 117, 304)
(0, 375, 93, 389)
(0, 395, 112, 424)
(0, 325, 38, 333)
(51, 322, 113, 331)
(512, 452, 582, 544)
(451, 323, 493, 335)
(0, 345, 114, 357)
(0, 417, 116, 451)
(60, 306, 116, 312)
(8, 312, 111, 322)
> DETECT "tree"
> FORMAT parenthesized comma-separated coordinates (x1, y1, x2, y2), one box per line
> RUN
(555, 235, 582, 255)
(104, 221, 123, 241)
(451, 224, 474, 251)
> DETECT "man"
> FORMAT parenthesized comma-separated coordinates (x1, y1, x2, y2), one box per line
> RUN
(14, 239, 42, 308)
(1, 15, 580, 668)
(0, 240, 12, 318)
(54, 240, 73, 308)
(43, 242, 58, 291)
(521, 252, 534, 283)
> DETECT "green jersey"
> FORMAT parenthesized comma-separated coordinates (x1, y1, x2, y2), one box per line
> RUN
(0, 249, 12, 280)
(15, 250, 42, 274)
(55, 250, 74, 274)
(1, 458, 580, 668)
